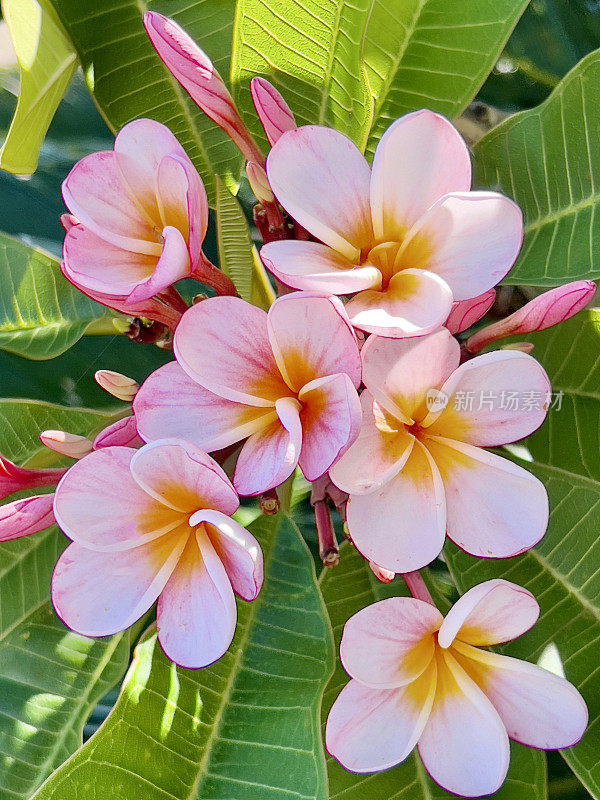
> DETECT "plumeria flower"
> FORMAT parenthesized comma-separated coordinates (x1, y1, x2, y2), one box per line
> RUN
(134, 292, 362, 495)
(62, 118, 234, 310)
(260, 110, 522, 337)
(326, 580, 588, 797)
(51, 439, 262, 669)
(330, 328, 550, 572)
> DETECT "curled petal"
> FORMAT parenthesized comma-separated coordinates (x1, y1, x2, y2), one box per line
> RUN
(445, 290, 496, 335)
(127, 225, 191, 304)
(0, 494, 55, 541)
(0, 456, 65, 501)
(93, 416, 143, 449)
(250, 77, 296, 145)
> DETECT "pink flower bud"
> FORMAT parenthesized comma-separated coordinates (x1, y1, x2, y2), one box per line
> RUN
(445, 289, 496, 335)
(250, 77, 296, 145)
(144, 12, 264, 165)
(60, 213, 78, 233)
(0, 494, 55, 542)
(466, 280, 596, 353)
(368, 561, 395, 583)
(93, 416, 143, 449)
(40, 431, 94, 459)
(95, 370, 140, 402)
(501, 342, 534, 354)
(246, 161, 275, 205)
(0, 456, 66, 501)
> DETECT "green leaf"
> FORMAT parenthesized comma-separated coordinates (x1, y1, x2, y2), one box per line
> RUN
(32, 509, 334, 800)
(445, 308, 600, 799)
(320, 543, 547, 800)
(215, 174, 255, 303)
(0, 0, 77, 175)
(474, 48, 600, 285)
(49, 1, 243, 205)
(0, 399, 135, 798)
(0, 232, 114, 360)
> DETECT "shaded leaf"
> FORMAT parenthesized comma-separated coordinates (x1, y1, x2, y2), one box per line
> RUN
(215, 174, 254, 302)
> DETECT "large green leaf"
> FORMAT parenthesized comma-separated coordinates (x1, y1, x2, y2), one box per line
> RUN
(0, 0, 77, 175)
(0, 400, 135, 799)
(215, 174, 255, 302)
(48, 0, 243, 204)
(320, 543, 547, 800)
(445, 308, 600, 799)
(33, 508, 334, 800)
(0, 233, 115, 360)
(474, 48, 600, 285)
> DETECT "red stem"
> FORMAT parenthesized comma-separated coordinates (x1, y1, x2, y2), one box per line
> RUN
(401, 571, 435, 605)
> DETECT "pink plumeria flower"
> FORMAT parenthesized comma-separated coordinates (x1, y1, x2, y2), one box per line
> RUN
(326, 580, 588, 797)
(52, 439, 262, 669)
(329, 328, 550, 572)
(62, 118, 233, 309)
(133, 292, 362, 495)
(260, 110, 523, 338)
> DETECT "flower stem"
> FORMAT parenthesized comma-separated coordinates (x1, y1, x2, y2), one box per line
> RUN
(401, 571, 435, 605)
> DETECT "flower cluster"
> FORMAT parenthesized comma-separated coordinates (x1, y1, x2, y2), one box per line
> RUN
(0, 12, 592, 797)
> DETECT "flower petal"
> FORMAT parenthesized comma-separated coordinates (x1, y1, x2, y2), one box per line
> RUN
(418, 650, 510, 798)
(0, 494, 55, 541)
(52, 532, 187, 636)
(361, 328, 460, 424)
(340, 596, 442, 687)
(127, 225, 191, 304)
(130, 439, 238, 515)
(370, 110, 471, 241)
(233, 397, 302, 495)
(425, 436, 548, 558)
(346, 441, 446, 573)
(438, 579, 539, 649)
(156, 153, 208, 265)
(156, 531, 237, 668)
(266, 126, 373, 260)
(401, 191, 523, 300)
(174, 296, 288, 407)
(134, 361, 274, 452)
(267, 292, 361, 392)
(53, 446, 181, 552)
(453, 641, 588, 750)
(345, 269, 453, 338)
(423, 350, 551, 445)
(326, 664, 437, 773)
(329, 391, 415, 494)
(260, 240, 380, 294)
(93, 415, 143, 449)
(297, 373, 361, 481)
(445, 290, 496, 335)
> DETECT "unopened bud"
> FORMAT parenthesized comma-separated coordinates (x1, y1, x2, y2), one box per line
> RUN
(0, 456, 66, 500)
(40, 431, 93, 459)
(369, 561, 395, 583)
(259, 488, 279, 515)
(0, 494, 56, 542)
(60, 213, 78, 233)
(250, 77, 296, 145)
(93, 416, 143, 449)
(445, 290, 496, 335)
(246, 161, 275, 205)
(95, 370, 139, 402)
(501, 342, 534, 354)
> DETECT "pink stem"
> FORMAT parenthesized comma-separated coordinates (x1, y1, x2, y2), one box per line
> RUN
(401, 571, 435, 605)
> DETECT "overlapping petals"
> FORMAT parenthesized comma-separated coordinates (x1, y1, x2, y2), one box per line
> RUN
(326, 580, 588, 797)
(135, 292, 362, 494)
(52, 439, 263, 668)
(330, 328, 550, 571)
(261, 109, 522, 337)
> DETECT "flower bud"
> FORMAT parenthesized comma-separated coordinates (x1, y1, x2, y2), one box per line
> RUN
(60, 213, 78, 233)
(246, 161, 275, 205)
(94, 370, 140, 402)
(40, 431, 93, 459)
(250, 77, 296, 145)
(444, 289, 496, 335)
(144, 12, 264, 165)
(0, 494, 55, 542)
(501, 342, 534, 354)
(368, 561, 395, 583)
(93, 416, 143, 450)
(466, 280, 596, 353)
(0, 456, 66, 501)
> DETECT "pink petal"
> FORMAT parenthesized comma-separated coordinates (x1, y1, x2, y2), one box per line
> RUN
(454, 642, 588, 750)
(445, 290, 496, 335)
(156, 153, 208, 266)
(93, 415, 143, 450)
(361, 328, 460, 424)
(438, 580, 539, 649)
(326, 665, 437, 773)
(401, 191, 523, 300)
(340, 596, 442, 687)
(62, 151, 160, 255)
(329, 391, 415, 494)
(297, 373, 361, 481)
(424, 350, 551, 446)
(425, 436, 548, 558)
(189, 509, 263, 601)
(418, 649, 510, 798)
(52, 532, 187, 636)
(370, 110, 471, 241)
(53, 446, 182, 552)
(344, 269, 453, 338)
(266, 126, 372, 261)
(267, 292, 361, 392)
(0, 456, 65, 500)
(0, 494, 55, 541)
(260, 240, 380, 294)
(346, 441, 446, 573)
(250, 77, 296, 145)
(134, 361, 274, 452)
(126, 225, 191, 304)
(157, 531, 237, 668)
(233, 397, 302, 495)
(174, 296, 288, 407)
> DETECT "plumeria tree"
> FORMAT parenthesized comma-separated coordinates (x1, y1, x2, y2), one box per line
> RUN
(0, 1, 599, 799)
